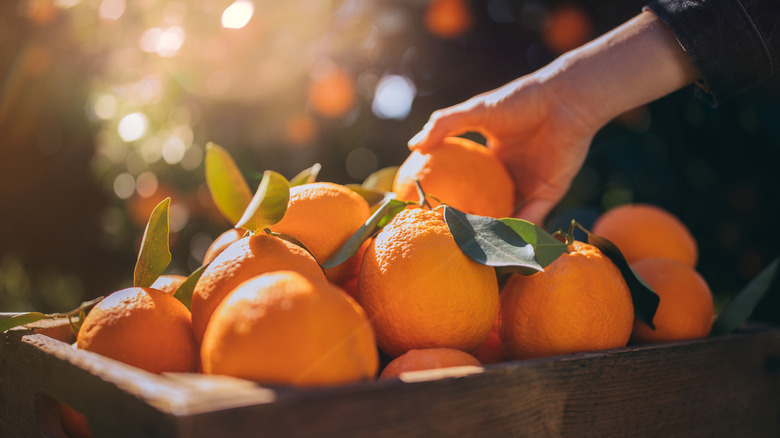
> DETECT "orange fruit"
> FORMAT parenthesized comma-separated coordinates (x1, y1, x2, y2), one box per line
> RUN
(59, 402, 91, 438)
(630, 257, 715, 344)
(150, 274, 187, 295)
(499, 241, 634, 360)
(77, 287, 199, 374)
(270, 182, 370, 263)
(379, 348, 481, 380)
(201, 271, 378, 386)
(358, 208, 499, 357)
(393, 137, 515, 218)
(472, 318, 507, 365)
(324, 238, 371, 292)
(591, 203, 698, 267)
(203, 228, 243, 265)
(190, 233, 326, 343)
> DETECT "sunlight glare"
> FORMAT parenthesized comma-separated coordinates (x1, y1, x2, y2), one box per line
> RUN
(118, 113, 148, 142)
(372, 75, 416, 120)
(222, 1, 255, 29)
(99, 0, 125, 21)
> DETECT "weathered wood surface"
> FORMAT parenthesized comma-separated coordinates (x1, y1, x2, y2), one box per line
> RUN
(1, 319, 779, 438)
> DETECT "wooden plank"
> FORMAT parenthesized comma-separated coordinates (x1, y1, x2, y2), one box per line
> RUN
(175, 330, 780, 438)
(2, 323, 779, 437)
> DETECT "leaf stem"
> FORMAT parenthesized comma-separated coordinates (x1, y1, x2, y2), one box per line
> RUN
(414, 179, 433, 210)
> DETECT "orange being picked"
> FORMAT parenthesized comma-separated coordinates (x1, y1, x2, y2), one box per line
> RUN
(393, 136, 515, 218)
(630, 257, 714, 344)
(201, 271, 378, 386)
(358, 208, 499, 358)
(77, 287, 199, 374)
(150, 274, 187, 295)
(499, 241, 634, 360)
(270, 182, 370, 263)
(379, 348, 481, 380)
(203, 228, 243, 265)
(591, 203, 698, 267)
(190, 233, 326, 342)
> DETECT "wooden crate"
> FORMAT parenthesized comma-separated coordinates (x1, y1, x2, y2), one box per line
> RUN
(1, 317, 779, 438)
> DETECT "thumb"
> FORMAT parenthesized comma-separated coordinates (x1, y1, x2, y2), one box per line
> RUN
(408, 100, 487, 152)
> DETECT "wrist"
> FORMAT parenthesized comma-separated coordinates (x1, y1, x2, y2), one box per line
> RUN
(539, 11, 699, 132)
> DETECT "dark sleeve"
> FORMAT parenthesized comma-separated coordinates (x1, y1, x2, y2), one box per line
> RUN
(645, 0, 780, 106)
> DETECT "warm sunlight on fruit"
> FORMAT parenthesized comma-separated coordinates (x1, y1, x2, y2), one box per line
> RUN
(393, 137, 515, 218)
(201, 271, 378, 386)
(358, 208, 499, 358)
(379, 348, 481, 380)
(190, 233, 326, 342)
(499, 241, 634, 360)
(592, 203, 698, 267)
(630, 257, 715, 344)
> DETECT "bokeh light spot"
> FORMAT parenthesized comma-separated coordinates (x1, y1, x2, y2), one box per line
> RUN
(169, 203, 189, 232)
(135, 171, 159, 198)
(372, 74, 416, 120)
(140, 28, 163, 53)
(189, 232, 213, 263)
(55, 0, 81, 9)
(285, 114, 318, 145)
(222, 1, 255, 29)
(118, 113, 148, 142)
(162, 137, 187, 164)
(425, 0, 473, 39)
(543, 5, 593, 54)
(93, 94, 118, 120)
(156, 26, 186, 58)
(181, 144, 204, 170)
(309, 66, 356, 119)
(113, 172, 135, 199)
(99, 0, 126, 21)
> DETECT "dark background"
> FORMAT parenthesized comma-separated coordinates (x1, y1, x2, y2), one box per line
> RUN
(1, 0, 778, 320)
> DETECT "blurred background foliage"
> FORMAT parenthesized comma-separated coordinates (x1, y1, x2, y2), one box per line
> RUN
(1, 0, 778, 318)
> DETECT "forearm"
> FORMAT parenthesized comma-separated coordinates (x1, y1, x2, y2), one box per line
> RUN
(544, 10, 700, 131)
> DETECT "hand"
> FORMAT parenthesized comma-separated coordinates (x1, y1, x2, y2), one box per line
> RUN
(408, 71, 597, 225)
(408, 11, 699, 225)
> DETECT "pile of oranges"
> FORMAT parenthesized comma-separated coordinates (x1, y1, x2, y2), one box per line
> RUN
(62, 136, 717, 436)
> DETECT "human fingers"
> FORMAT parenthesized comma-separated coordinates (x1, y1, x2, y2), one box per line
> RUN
(407, 99, 488, 152)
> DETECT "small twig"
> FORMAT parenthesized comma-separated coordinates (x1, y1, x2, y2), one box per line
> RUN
(414, 179, 433, 210)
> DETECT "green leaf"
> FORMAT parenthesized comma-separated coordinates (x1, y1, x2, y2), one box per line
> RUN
(711, 258, 779, 336)
(0, 312, 47, 333)
(134, 198, 172, 288)
(500, 218, 568, 268)
(584, 231, 659, 329)
(267, 231, 316, 258)
(377, 199, 410, 228)
(321, 198, 407, 269)
(205, 142, 253, 225)
(443, 206, 543, 274)
(290, 163, 322, 187)
(345, 184, 393, 208)
(362, 166, 399, 192)
(173, 264, 209, 310)
(235, 171, 290, 232)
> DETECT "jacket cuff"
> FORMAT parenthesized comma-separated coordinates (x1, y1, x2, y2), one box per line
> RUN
(645, 0, 776, 107)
